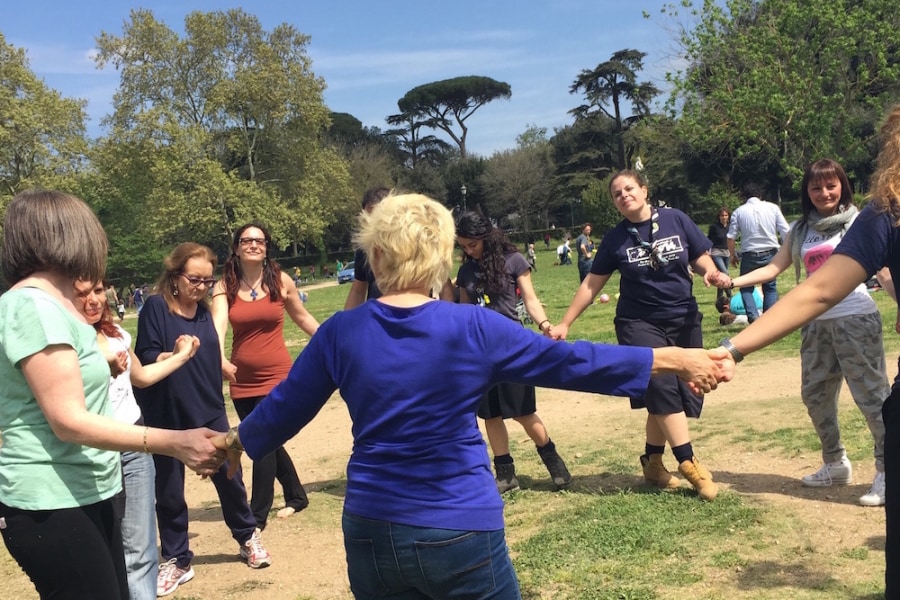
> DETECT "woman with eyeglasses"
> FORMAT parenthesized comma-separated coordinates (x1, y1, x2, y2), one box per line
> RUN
(212, 224, 318, 530)
(134, 242, 271, 597)
(0, 192, 225, 600)
(550, 169, 720, 501)
(708, 206, 733, 303)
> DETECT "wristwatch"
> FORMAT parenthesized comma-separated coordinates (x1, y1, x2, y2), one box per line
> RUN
(719, 338, 744, 363)
(225, 426, 244, 453)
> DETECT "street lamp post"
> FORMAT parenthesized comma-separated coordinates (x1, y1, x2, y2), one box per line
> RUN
(460, 185, 467, 212)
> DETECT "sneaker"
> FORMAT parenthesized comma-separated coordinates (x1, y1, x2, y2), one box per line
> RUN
(157, 558, 194, 597)
(801, 456, 852, 487)
(859, 471, 886, 507)
(240, 528, 272, 569)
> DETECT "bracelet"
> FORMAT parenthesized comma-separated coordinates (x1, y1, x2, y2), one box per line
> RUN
(225, 426, 244, 453)
(538, 319, 551, 331)
(719, 338, 744, 363)
(142, 427, 150, 454)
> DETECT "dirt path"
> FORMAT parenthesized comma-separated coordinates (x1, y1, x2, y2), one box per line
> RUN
(0, 355, 886, 598)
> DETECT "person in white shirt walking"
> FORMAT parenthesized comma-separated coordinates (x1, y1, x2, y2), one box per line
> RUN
(727, 185, 790, 322)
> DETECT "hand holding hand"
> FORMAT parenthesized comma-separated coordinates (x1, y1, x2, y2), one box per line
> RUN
(706, 271, 733, 290)
(548, 323, 568, 341)
(173, 335, 200, 359)
(174, 428, 226, 476)
(209, 430, 243, 479)
(222, 360, 238, 383)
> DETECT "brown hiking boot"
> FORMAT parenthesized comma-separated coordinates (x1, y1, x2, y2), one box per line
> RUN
(678, 457, 718, 501)
(640, 454, 681, 489)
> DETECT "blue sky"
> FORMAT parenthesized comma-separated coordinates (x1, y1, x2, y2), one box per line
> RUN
(3, 0, 686, 157)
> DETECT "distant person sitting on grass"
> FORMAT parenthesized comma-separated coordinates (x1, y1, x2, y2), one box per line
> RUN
(211, 192, 728, 599)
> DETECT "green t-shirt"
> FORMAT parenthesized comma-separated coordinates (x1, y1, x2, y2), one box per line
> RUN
(0, 288, 121, 510)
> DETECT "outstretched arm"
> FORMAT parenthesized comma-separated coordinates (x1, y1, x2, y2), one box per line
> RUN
(550, 272, 610, 340)
(282, 272, 319, 336)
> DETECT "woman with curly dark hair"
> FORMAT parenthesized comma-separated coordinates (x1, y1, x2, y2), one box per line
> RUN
(212, 223, 318, 530)
(453, 211, 571, 493)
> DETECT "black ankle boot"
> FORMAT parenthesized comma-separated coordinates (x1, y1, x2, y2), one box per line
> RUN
(495, 462, 519, 494)
(538, 445, 572, 489)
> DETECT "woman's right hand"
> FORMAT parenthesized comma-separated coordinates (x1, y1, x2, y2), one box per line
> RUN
(222, 360, 238, 383)
(174, 428, 227, 476)
(548, 323, 569, 341)
(173, 335, 200, 359)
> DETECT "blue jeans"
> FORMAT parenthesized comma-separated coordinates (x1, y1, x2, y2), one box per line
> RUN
(342, 512, 520, 599)
(121, 450, 157, 600)
(739, 249, 779, 321)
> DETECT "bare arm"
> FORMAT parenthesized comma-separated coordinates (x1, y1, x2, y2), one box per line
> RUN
(728, 238, 739, 267)
(550, 272, 611, 340)
(516, 270, 551, 335)
(130, 335, 198, 388)
(210, 282, 237, 383)
(281, 272, 319, 336)
(23, 346, 223, 474)
(712, 236, 793, 289)
(439, 279, 457, 302)
(690, 252, 719, 281)
(344, 279, 368, 310)
(877, 267, 896, 301)
(727, 254, 867, 356)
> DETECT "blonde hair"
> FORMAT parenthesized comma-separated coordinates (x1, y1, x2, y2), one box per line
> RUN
(155, 242, 217, 313)
(353, 193, 455, 296)
(868, 103, 900, 222)
(1, 189, 107, 285)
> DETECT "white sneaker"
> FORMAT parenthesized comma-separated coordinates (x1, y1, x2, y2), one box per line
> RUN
(801, 456, 852, 487)
(859, 471, 886, 507)
(240, 528, 272, 569)
(157, 558, 194, 597)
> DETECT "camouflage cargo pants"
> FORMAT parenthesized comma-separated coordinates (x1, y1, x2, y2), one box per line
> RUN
(800, 311, 889, 470)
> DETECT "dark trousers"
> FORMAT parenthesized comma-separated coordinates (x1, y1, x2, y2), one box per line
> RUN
(884, 387, 900, 597)
(1, 495, 128, 599)
(234, 397, 309, 528)
(154, 413, 257, 568)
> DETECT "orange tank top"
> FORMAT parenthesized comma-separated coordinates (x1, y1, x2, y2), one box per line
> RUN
(228, 294, 293, 399)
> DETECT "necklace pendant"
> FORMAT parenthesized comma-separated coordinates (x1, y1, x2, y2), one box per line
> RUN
(250, 289, 258, 300)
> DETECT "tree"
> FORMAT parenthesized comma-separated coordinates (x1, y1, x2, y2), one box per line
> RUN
(569, 49, 659, 170)
(481, 125, 559, 230)
(94, 8, 351, 254)
(0, 32, 87, 205)
(397, 76, 511, 158)
(663, 0, 900, 195)
(385, 111, 451, 170)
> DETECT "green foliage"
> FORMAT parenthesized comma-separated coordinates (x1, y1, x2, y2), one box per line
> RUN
(0, 32, 87, 203)
(570, 48, 660, 170)
(397, 75, 512, 158)
(663, 0, 900, 196)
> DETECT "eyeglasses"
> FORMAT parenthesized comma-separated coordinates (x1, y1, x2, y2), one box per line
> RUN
(179, 273, 217, 287)
(239, 237, 267, 247)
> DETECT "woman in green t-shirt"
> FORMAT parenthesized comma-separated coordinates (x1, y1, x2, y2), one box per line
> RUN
(0, 190, 225, 600)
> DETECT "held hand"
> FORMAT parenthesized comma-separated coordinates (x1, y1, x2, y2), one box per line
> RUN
(706, 271, 733, 290)
(173, 335, 199, 359)
(675, 348, 730, 395)
(222, 360, 238, 383)
(177, 428, 226, 476)
(209, 431, 243, 479)
(548, 323, 569, 341)
(707, 346, 735, 383)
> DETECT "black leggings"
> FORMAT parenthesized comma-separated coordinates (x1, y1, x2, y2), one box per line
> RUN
(0, 495, 127, 599)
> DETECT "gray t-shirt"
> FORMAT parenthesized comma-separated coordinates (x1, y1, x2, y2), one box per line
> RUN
(456, 251, 531, 321)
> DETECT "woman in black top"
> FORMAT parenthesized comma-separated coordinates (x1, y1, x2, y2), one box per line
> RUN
(708, 207, 732, 301)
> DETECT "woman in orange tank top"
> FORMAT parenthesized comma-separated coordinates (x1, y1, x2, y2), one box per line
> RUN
(212, 223, 319, 529)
